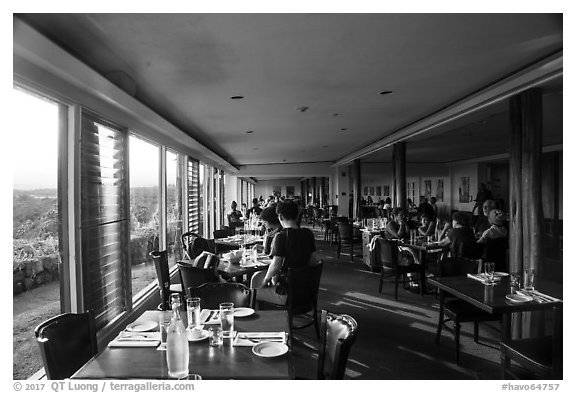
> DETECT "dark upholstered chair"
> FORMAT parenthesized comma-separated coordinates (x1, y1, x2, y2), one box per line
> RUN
(286, 261, 324, 338)
(317, 310, 359, 379)
(500, 307, 562, 379)
(435, 257, 501, 365)
(336, 222, 362, 260)
(190, 282, 255, 309)
(181, 232, 216, 260)
(177, 261, 219, 298)
(35, 310, 97, 380)
(378, 238, 425, 300)
(150, 250, 184, 311)
(213, 226, 235, 239)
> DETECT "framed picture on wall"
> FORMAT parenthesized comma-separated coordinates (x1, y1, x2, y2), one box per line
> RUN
(364, 186, 368, 196)
(376, 186, 382, 196)
(436, 179, 444, 202)
(286, 186, 294, 197)
(424, 180, 432, 199)
(383, 185, 390, 197)
(273, 186, 281, 197)
(369, 186, 374, 196)
(459, 177, 470, 203)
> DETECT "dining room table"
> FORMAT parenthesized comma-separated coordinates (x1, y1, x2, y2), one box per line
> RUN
(428, 274, 563, 343)
(72, 309, 294, 380)
(397, 237, 446, 288)
(214, 234, 263, 251)
(218, 254, 271, 284)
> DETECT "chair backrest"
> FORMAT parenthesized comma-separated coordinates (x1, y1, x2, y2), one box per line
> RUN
(150, 250, 170, 310)
(287, 261, 323, 314)
(337, 222, 353, 241)
(377, 238, 399, 269)
(317, 310, 359, 379)
(181, 232, 216, 259)
(35, 310, 98, 380)
(177, 261, 219, 297)
(437, 257, 479, 277)
(190, 282, 255, 309)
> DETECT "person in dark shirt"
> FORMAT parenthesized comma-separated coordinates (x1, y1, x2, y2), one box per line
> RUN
(439, 211, 479, 259)
(247, 197, 263, 219)
(472, 183, 494, 215)
(227, 201, 243, 227)
(474, 199, 495, 236)
(386, 207, 409, 240)
(259, 205, 281, 255)
(417, 196, 435, 220)
(251, 200, 317, 305)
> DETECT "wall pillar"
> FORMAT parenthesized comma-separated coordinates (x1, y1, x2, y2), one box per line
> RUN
(393, 142, 407, 210)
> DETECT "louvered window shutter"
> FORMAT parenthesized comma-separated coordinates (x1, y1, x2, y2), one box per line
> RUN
(80, 110, 129, 329)
(187, 158, 200, 235)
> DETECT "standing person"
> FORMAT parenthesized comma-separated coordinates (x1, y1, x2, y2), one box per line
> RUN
(438, 211, 479, 259)
(417, 196, 435, 219)
(472, 183, 493, 215)
(429, 197, 438, 220)
(250, 200, 317, 306)
(227, 201, 243, 227)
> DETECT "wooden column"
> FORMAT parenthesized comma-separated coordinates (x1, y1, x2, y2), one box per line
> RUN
(300, 180, 305, 200)
(509, 88, 545, 338)
(306, 178, 310, 205)
(393, 142, 406, 210)
(320, 177, 326, 207)
(312, 177, 318, 205)
(353, 160, 362, 219)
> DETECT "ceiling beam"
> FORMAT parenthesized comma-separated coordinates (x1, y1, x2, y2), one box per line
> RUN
(333, 51, 563, 167)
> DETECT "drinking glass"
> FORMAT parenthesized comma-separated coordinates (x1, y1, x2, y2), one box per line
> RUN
(208, 326, 223, 347)
(219, 302, 235, 338)
(186, 297, 201, 330)
(509, 273, 520, 294)
(523, 268, 535, 291)
(484, 262, 495, 285)
(159, 312, 171, 347)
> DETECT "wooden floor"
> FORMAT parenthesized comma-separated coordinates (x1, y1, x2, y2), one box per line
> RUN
(289, 223, 505, 380)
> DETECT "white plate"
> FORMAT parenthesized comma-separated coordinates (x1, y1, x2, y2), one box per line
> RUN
(126, 321, 158, 332)
(234, 307, 255, 317)
(506, 293, 533, 303)
(252, 342, 289, 358)
(187, 329, 210, 342)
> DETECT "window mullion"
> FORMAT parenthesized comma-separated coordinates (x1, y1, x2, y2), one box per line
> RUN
(160, 146, 167, 251)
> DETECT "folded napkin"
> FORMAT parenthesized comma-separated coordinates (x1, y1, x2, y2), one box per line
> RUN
(517, 289, 562, 303)
(467, 273, 502, 284)
(233, 332, 287, 347)
(108, 331, 161, 348)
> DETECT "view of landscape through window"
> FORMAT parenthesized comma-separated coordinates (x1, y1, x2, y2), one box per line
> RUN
(166, 151, 184, 266)
(12, 87, 62, 379)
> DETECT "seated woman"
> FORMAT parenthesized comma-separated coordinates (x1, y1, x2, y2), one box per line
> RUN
(477, 209, 508, 244)
(259, 205, 282, 255)
(474, 199, 495, 236)
(438, 211, 479, 259)
(385, 207, 409, 240)
(250, 200, 317, 306)
(417, 214, 435, 237)
(227, 201, 244, 227)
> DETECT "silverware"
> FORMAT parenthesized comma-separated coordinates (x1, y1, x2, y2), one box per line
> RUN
(206, 310, 214, 322)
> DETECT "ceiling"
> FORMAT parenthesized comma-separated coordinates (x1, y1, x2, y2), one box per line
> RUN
(15, 13, 563, 168)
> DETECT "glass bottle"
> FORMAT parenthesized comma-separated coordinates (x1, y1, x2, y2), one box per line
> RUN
(166, 297, 189, 379)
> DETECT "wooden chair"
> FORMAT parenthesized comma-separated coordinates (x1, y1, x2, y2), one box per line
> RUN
(500, 307, 562, 379)
(150, 250, 184, 310)
(336, 222, 362, 260)
(435, 257, 501, 365)
(190, 282, 255, 309)
(177, 261, 219, 298)
(286, 261, 324, 338)
(317, 310, 359, 379)
(378, 238, 425, 300)
(35, 310, 97, 380)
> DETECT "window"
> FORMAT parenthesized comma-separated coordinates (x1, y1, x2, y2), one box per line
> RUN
(187, 158, 200, 234)
(80, 111, 129, 329)
(166, 151, 184, 266)
(12, 86, 66, 379)
(128, 135, 160, 300)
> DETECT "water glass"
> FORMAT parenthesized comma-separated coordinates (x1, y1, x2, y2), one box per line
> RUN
(523, 268, 535, 291)
(208, 326, 223, 347)
(186, 297, 201, 330)
(484, 262, 495, 285)
(509, 273, 520, 294)
(219, 302, 235, 338)
(159, 312, 171, 346)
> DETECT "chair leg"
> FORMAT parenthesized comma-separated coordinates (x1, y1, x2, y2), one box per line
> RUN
(394, 274, 399, 300)
(313, 303, 320, 339)
(378, 272, 384, 294)
(473, 322, 479, 343)
(435, 310, 444, 345)
(350, 243, 354, 261)
(337, 243, 341, 259)
(454, 321, 461, 365)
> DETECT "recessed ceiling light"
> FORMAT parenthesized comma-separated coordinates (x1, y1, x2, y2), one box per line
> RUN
(282, 159, 287, 162)
(230, 95, 244, 100)
(322, 145, 328, 148)
(379, 91, 393, 95)
(333, 113, 339, 117)
(253, 147, 259, 150)
(341, 128, 348, 131)
(297, 106, 309, 112)
(246, 130, 254, 134)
